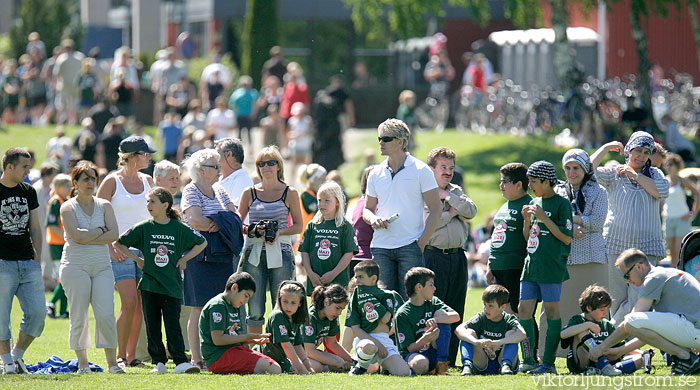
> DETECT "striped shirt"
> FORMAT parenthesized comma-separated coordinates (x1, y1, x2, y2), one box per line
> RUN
(554, 181, 608, 265)
(181, 182, 232, 220)
(596, 166, 669, 257)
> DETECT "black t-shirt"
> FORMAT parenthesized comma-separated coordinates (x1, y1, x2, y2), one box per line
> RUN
(89, 103, 117, 134)
(0, 181, 39, 260)
(99, 132, 124, 171)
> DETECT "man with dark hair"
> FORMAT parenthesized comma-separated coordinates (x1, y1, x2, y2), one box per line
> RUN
(423, 147, 476, 366)
(0, 148, 46, 374)
(215, 137, 254, 210)
(590, 248, 700, 376)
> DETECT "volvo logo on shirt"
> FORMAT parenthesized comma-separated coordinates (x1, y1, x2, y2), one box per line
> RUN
(152, 234, 175, 240)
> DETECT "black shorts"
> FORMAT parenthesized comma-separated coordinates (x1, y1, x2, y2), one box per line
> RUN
(490, 268, 522, 313)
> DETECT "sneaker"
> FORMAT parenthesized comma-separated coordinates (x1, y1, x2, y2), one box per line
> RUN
(518, 361, 536, 373)
(46, 303, 56, 319)
(670, 352, 700, 376)
(460, 364, 474, 376)
(584, 367, 599, 376)
(59, 312, 69, 319)
(435, 361, 449, 375)
(150, 362, 167, 374)
(600, 364, 622, 376)
(14, 359, 28, 374)
(76, 367, 92, 374)
(348, 364, 367, 376)
(500, 363, 515, 375)
(529, 364, 557, 375)
(3, 362, 17, 375)
(173, 362, 200, 374)
(108, 366, 126, 374)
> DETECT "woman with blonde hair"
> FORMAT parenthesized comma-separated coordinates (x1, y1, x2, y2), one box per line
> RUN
(96, 136, 155, 368)
(238, 146, 303, 334)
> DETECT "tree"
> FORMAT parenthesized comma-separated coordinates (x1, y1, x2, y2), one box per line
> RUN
(241, 0, 279, 88)
(687, 2, 700, 79)
(8, 0, 82, 60)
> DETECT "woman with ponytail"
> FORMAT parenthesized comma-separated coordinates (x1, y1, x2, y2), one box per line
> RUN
(114, 187, 207, 374)
(303, 284, 353, 372)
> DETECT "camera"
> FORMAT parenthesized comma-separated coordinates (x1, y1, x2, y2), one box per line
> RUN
(259, 219, 278, 242)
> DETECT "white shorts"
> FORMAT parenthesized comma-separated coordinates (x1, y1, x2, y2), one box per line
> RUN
(625, 311, 700, 350)
(352, 332, 400, 364)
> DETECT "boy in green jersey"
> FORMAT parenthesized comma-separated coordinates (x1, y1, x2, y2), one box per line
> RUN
(560, 285, 644, 376)
(199, 272, 280, 375)
(518, 160, 573, 375)
(346, 260, 410, 376)
(395, 267, 460, 375)
(456, 285, 525, 375)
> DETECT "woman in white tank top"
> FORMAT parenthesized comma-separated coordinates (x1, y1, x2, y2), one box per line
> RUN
(96, 136, 155, 368)
(662, 154, 700, 267)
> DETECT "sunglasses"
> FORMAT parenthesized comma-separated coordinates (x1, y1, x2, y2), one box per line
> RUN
(622, 264, 636, 281)
(202, 164, 221, 170)
(257, 160, 279, 168)
(378, 136, 397, 143)
(133, 151, 150, 157)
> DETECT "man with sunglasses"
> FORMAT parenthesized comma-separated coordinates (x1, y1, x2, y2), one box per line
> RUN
(588, 248, 700, 376)
(363, 119, 441, 300)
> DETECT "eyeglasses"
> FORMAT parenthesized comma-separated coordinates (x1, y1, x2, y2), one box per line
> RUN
(202, 164, 221, 170)
(622, 264, 636, 281)
(257, 160, 279, 168)
(378, 136, 397, 143)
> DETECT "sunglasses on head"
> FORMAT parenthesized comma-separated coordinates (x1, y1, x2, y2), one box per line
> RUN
(378, 136, 397, 143)
(257, 160, 278, 168)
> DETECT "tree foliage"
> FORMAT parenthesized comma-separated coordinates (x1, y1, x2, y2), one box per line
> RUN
(241, 0, 279, 88)
(8, 0, 82, 60)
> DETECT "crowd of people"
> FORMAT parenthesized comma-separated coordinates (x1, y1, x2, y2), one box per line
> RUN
(1, 34, 700, 379)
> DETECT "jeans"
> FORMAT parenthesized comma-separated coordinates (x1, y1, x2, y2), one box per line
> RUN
(371, 241, 424, 299)
(0, 259, 46, 340)
(141, 290, 187, 365)
(242, 248, 293, 327)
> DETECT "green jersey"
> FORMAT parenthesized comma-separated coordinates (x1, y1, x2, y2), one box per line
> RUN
(521, 194, 573, 283)
(299, 219, 358, 292)
(118, 218, 205, 299)
(258, 309, 304, 371)
(346, 285, 403, 333)
(489, 194, 532, 270)
(562, 313, 623, 348)
(395, 296, 453, 356)
(199, 293, 247, 367)
(466, 311, 520, 354)
(303, 305, 341, 347)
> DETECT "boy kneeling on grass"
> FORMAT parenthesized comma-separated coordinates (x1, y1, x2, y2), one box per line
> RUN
(395, 267, 460, 375)
(560, 285, 646, 376)
(346, 260, 410, 376)
(199, 272, 282, 374)
(457, 285, 525, 375)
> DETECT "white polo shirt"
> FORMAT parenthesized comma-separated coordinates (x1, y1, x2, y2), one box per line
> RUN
(366, 154, 438, 249)
(219, 168, 254, 224)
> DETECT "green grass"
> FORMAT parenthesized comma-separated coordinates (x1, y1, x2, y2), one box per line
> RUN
(2, 288, 685, 389)
(340, 130, 570, 227)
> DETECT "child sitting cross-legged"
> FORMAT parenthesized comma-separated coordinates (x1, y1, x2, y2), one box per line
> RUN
(395, 267, 460, 375)
(456, 285, 525, 375)
(560, 285, 645, 376)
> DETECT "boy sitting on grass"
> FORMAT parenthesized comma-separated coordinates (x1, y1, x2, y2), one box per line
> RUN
(395, 267, 460, 375)
(199, 272, 281, 375)
(560, 285, 645, 376)
(456, 285, 525, 375)
(346, 260, 410, 376)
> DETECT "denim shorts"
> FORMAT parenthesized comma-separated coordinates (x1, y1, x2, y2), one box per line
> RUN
(519, 280, 562, 302)
(110, 249, 143, 283)
(0, 259, 46, 340)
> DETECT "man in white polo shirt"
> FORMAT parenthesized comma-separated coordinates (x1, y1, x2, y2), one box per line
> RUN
(215, 137, 254, 210)
(363, 118, 442, 299)
(589, 248, 700, 376)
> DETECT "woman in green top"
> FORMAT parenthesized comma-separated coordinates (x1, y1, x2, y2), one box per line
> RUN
(303, 284, 353, 372)
(115, 188, 207, 374)
(300, 181, 358, 293)
(258, 281, 311, 374)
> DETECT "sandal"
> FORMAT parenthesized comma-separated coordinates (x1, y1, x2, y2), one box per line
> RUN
(128, 359, 147, 368)
(191, 361, 208, 372)
(117, 358, 128, 369)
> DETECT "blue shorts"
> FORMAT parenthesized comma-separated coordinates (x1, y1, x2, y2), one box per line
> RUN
(519, 280, 562, 302)
(404, 345, 437, 372)
(476, 358, 502, 375)
(111, 249, 143, 282)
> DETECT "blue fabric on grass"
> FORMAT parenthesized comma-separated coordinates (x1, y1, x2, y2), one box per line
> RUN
(26, 355, 104, 374)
